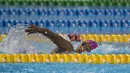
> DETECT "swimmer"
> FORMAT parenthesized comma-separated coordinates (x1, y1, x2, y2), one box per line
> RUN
(25, 25, 98, 54)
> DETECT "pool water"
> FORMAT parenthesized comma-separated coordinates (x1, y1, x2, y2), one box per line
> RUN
(0, 63, 129, 73)
(0, 6, 130, 73)
(0, 25, 130, 54)
(0, 25, 129, 73)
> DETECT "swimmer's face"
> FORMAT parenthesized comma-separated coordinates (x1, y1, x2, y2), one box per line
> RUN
(76, 42, 92, 53)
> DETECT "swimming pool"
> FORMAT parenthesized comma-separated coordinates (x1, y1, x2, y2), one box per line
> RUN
(0, 63, 129, 73)
(0, 0, 130, 73)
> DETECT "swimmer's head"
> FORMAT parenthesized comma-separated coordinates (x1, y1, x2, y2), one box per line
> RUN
(76, 40, 98, 53)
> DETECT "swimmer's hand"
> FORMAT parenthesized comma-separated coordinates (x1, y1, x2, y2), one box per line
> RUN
(25, 24, 39, 35)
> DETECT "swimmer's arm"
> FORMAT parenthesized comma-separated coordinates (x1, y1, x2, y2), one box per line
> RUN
(25, 25, 74, 53)
(37, 28, 57, 39)
(38, 28, 74, 53)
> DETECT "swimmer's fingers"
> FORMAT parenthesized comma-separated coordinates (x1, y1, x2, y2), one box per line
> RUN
(25, 28, 32, 32)
(25, 25, 37, 35)
(26, 24, 39, 31)
(25, 28, 36, 35)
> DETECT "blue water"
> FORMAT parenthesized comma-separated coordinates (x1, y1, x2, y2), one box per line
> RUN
(0, 63, 129, 73)
(0, 25, 130, 54)
(0, 27, 128, 73)
(0, 6, 130, 73)
(88, 43, 130, 54)
(1, 7, 130, 34)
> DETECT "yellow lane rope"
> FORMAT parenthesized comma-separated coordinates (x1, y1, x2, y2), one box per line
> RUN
(80, 34, 130, 43)
(0, 54, 129, 64)
(0, 34, 130, 43)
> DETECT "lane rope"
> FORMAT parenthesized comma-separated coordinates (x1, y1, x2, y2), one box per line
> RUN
(0, 54, 129, 64)
(1, 34, 130, 43)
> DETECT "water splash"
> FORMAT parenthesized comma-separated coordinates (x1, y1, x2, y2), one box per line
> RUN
(0, 24, 56, 54)
(88, 43, 130, 54)
(0, 24, 130, 54)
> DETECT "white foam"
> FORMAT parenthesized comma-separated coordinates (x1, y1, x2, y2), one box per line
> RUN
(0, 24, 56, 54)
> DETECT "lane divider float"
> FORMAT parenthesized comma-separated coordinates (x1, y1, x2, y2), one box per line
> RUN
(0, 34, 130, 43)
(0, 54, 129, 64)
